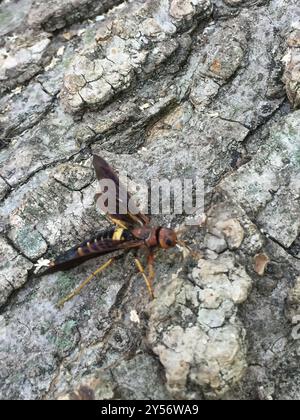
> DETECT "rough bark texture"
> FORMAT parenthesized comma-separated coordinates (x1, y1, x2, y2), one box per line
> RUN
(0, 0, 300, 400)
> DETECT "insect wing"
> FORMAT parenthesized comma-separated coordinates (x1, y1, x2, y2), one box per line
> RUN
(93, 155, 149, 227)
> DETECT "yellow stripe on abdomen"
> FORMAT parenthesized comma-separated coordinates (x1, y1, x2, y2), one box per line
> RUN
(113, 228, 125, 240)
(77, 247, 85, 257)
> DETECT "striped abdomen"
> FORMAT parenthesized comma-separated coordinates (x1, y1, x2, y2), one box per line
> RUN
(49, 227, 134, 271)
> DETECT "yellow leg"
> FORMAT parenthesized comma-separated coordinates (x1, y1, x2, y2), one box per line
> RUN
(57, 258, 115, 308)
(108, 216, 128, 230)
(147, 251, 155, 285)
(134, 258, 154, 299)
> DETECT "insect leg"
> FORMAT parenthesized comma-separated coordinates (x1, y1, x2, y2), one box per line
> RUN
(134, 258, 154, 299)
(147, 249, 155, 285)
(57, 258, 115, 308)
(108, 215, 128, 230)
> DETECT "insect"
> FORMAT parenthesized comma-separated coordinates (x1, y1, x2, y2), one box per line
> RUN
(43, 155, 185, 307)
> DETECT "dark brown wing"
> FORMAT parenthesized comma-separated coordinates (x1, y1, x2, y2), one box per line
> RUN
(42, 236, 144, 274)
(93, 155, 150, 227)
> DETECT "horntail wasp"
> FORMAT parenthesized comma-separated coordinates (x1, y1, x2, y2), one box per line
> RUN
(42, 155, 192, 307)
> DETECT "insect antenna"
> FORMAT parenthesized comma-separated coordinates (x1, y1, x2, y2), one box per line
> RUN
(176, 240, 201, 259)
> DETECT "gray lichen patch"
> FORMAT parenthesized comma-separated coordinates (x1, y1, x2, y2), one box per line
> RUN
(0, 236, 33, 307)
(215, 219, 245, 250)
(148, 250, 251, 399)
